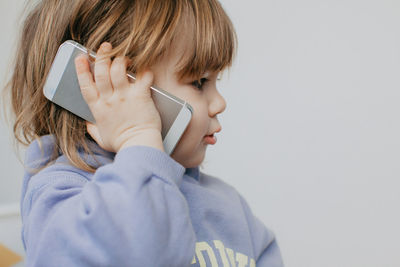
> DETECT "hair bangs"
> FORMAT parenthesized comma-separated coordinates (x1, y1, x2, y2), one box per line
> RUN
(175, 0, 237, 79)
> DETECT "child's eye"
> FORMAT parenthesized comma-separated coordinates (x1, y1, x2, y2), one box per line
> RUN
(191, 78, 208, 90)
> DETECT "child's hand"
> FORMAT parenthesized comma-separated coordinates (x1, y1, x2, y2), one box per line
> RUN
(74, 42, 164, 153)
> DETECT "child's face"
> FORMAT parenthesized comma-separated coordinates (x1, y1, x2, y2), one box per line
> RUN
(150, 49, 227, 168)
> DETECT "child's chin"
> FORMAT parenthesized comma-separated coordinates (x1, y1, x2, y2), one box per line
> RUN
(173, 148, 206, 169)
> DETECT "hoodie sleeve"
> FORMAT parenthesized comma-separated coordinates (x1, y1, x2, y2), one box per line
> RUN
(21, 146, 196, 267)
(238, 194, 285, 267)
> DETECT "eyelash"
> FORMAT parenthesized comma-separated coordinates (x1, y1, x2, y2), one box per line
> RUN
(191, 78, 209, 90)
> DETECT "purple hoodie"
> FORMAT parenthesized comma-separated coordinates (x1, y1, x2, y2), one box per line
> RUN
(21, 134, 284, 266)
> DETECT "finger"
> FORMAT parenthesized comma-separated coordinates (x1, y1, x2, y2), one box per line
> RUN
(95, 42, 113, 98)
(75, 55, 98, 104)
(134, 71, 154, 97)
(110, 56, 130, 91)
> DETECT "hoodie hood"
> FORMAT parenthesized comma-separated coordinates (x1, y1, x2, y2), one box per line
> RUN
(23, 135, 116, 170)
(21, 134, 200, 207)
(21, 134, 115, 206)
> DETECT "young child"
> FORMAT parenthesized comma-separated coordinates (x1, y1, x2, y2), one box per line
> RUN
(3, 0, 284, 266)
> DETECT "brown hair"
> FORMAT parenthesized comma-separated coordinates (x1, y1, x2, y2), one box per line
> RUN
(1, 0, 237, 174)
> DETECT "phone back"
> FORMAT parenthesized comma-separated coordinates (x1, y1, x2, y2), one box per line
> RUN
(43, 40, 192, 154)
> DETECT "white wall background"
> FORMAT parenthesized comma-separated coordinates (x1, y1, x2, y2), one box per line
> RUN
(1, 0, 400, 266)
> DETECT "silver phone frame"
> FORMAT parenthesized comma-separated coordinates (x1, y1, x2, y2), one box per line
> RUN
(43, 40, 193, 155)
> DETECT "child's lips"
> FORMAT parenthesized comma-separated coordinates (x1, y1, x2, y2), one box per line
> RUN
(204, 134, 217, 145)
(204, 126, 221, 145)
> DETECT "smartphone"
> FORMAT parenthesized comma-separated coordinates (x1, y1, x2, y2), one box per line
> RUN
(43, 40, 192, 155)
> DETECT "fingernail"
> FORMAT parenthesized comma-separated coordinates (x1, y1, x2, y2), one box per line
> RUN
(101, 42, 111, 50)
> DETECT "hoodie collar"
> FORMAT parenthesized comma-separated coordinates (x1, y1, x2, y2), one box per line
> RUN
(24, 134, 200, 181)
(184, 167, 200, 181)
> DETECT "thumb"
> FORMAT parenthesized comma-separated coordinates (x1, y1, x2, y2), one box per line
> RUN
(86, 121, 107, 150)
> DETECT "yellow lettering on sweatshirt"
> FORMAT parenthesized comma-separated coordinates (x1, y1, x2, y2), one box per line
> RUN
(236, 252, 248, 267)
(190, 240, 255, 266)
(226, 248, 237, 267)
(213, 240, 230, 267)
(196, 242, 218, 266)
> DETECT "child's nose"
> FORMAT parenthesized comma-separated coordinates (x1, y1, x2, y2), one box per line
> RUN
(208, 90, 227, 117)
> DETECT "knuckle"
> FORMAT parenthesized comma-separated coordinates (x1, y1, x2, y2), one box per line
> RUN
(109, 64, 119, 77)
(112, 56, 128, 67)
(74, 56, 87, 73)
(78, 78, 93, 91)
(80, 84, 92, 92)
(95, 72, 109, 83)
(96, 55, 110, 64)
(110, 59, 123, 72)
(103, 98, 113, 107)
(112, 56, 124, 64)
(109, 93, 126, 103)
(81, 89, 94, 102)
